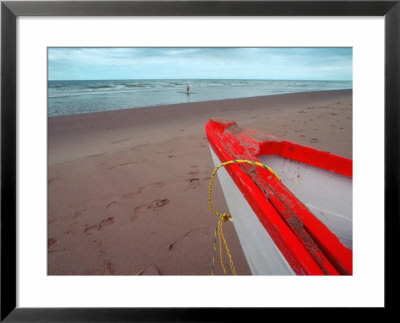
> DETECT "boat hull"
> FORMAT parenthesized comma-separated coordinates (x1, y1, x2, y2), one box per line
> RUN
(210, 148, 295, 275)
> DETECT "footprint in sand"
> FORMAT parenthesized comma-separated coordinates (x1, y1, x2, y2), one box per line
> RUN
(310, 138, 319, 143)
(185, 170, 200, 190)
(108, 161, 139, 170)
(131, 199, 170, 221)
(84, 217, 115, 235)
(185, 178, 200, 190)
(48, 237, 57, 247)
(105, 201, 119, 209)
(48, 237, 67, 253)
(147, 199, 169, 210)
(136, 265, 161, 275)
(167, 227, 208, 251)
(74, 209, 87, 219)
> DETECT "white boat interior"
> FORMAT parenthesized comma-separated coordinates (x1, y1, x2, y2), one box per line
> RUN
(259, 155, 352, 250)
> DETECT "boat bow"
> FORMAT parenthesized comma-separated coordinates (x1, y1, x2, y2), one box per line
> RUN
(206, 118, 353, 275)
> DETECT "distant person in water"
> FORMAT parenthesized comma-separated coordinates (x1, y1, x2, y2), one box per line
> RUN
(186, 85, 190, 93)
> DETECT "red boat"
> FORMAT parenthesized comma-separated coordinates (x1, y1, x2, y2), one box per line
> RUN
(206, 119, 352, 275)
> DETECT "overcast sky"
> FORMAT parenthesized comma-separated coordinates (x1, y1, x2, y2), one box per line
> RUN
(48, 47, 352, 81)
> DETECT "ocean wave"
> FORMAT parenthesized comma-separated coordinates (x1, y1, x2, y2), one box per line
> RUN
(48, 79, 352, 116)
(87, 85, 114, 89)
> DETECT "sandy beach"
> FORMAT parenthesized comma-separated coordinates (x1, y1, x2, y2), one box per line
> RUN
(48, 89, 352, 275)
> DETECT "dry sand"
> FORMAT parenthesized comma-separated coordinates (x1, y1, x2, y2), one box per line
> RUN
(48, 89, 352, 275)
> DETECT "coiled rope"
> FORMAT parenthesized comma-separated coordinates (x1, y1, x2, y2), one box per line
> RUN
(208, 159, 281, 275)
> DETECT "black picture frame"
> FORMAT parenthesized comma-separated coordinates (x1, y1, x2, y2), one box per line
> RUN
(1, 1, 399, 321)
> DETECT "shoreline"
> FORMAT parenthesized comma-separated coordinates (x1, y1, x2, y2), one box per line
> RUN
(49, 89, 352, 120)
(48, 89, 352, 275)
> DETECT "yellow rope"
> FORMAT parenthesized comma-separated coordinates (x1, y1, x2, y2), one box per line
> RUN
(209, 159, 280, 275)
(218, 220, 227, 274)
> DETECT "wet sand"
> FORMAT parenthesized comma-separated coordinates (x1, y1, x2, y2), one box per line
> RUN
(48, 89, 352, 275)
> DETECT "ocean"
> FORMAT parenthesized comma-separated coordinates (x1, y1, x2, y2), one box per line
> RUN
(48, 79, 352, 117)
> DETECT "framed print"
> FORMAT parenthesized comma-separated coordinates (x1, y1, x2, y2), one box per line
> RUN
(1, 0, 399, 321)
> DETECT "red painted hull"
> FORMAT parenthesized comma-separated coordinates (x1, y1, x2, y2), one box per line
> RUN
(206, 119, 353, 275)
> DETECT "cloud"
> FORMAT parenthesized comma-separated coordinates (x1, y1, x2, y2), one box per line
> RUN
(48, 47, 352, 80)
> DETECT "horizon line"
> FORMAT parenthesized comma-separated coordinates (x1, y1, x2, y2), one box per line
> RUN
(48, 78, 352, 82)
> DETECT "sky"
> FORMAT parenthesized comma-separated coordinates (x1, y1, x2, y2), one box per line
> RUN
(48, 47, 352, 81)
